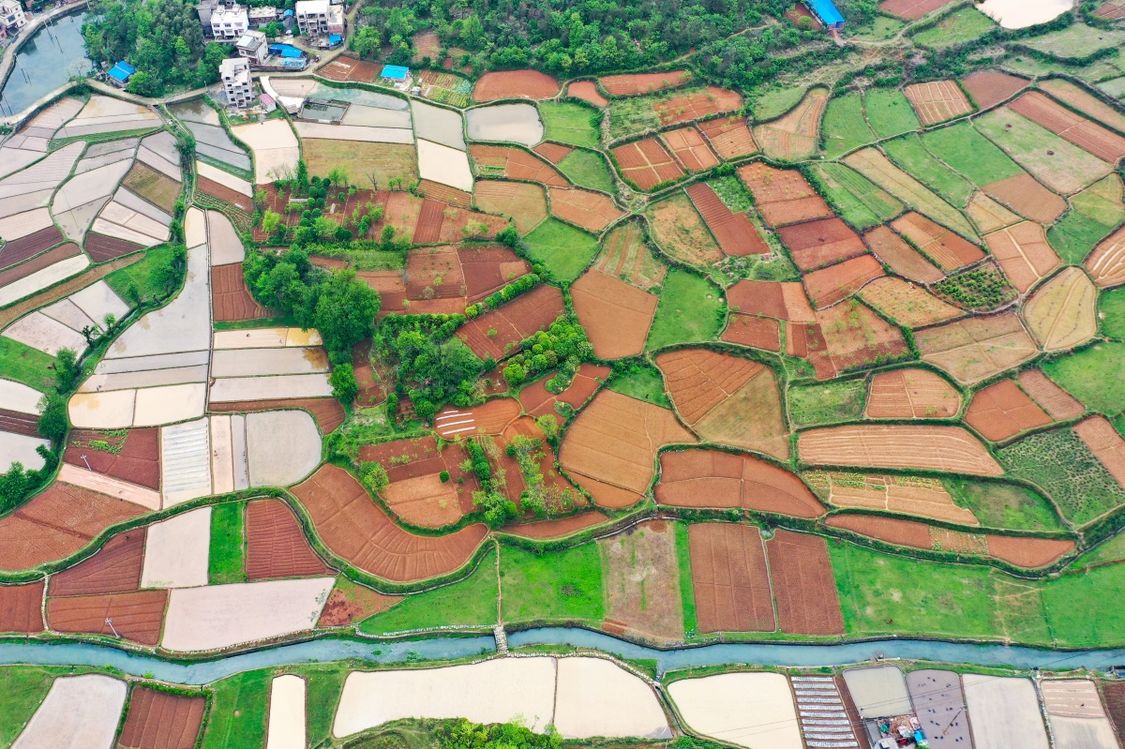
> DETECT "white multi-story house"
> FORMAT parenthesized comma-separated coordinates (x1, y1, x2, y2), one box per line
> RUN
(210, 3, 248, 39)
(294, 0, 343, 36)
(0, 0, 27, 35)
(235, 29, 268, 64)
(219, 57, 255, 108)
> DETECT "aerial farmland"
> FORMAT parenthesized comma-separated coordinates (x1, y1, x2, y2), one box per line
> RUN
(0, 0, 1124, 744)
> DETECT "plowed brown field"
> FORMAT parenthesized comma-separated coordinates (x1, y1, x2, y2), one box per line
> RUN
(779, 218, 869, 271)
(118, 687, 206, 749)
(208, 398, 345, 434)
(662, 127, 719, 172)
(567, 81, 608, 107)
(654, 86, 742, 127)
(798, 424, 1003, 475)
(726, 280, 816, 322)
(1023, 266, 1098, 352)
(0, 581, 44, 632)
(1017, 369, 1084, 420)
(985, 535, 1074, 568)
(359, 436, 481, 527)
(684, 182, 769, 256)
(472, 70, 560, 101)
(984, 222, 1061, 293)
(656, 448, 824, 517)
(571, 269, 658, 359)
(880, 0, 954, 19)
(65, 428, 160, 490)
(961, 70, 1029, 109)
(548, 186, 623, 232)
(891, 212, 984, 271)
(1075, 416, 1125, 489)
(600, 520, 683, 640)
(292, 465, 489, 582)
(904, 80, 974, 125)
(802, 302, 909, 379)
(805, 471, 977, 525)
(1010, 92, 1125, 163)
(766, 529, 843, 635)
(559, 390, 695, 509)
(0, 242, 81, 287)
(1085, 225, 1125, 288)
(646, 192, 723, 265)
(753, 88, 827, 160)
(518, 362, 610, 417)
(506, 510, 609, 539)
(85, 231, 146, 263)
(433, 398, 521, 439)
(612, 138, 684, 191)
(983, 173, 1067, 224)
(533, 142, 573, 163)
(737, 162, 832, 227)
(49, 528, 145, 596)
(698, 115, 758, 159)
(212, 262, 269, 322)
(245, 499, 330, 580)
(866, 368, 961, 419)
(197, 175, 251, 212)
(1101, 681, 1125, 737)
(470, 145, 569, 187)
(802, 254, 885, 308)
(599, 71, 691, 96)
(721, 314, 781, 351)
(688, 523, 775, 633)
(965, 379, 1053, 442)
(317, 579, 399, 626)
(858, 277, 964, 328)
(593, 222, 667, 291)
(47, 590, 168, 645)
(455, 284, 564, 360)
(915, 312, 1039, 385)
(865, 225, 944, 284)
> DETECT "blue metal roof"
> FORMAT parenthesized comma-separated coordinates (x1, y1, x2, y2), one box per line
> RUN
(107, 61, 135, 82)
(381, 64, 409, 80)
(806, 0, 844, 26)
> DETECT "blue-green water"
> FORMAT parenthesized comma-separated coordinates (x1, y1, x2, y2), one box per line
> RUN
(0, 629, 1122, 684)
(0, 11, 91, 116)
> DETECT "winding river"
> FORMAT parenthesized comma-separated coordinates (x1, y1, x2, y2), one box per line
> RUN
(1, 629, 1122, 684)
(0, 10, 91, 117)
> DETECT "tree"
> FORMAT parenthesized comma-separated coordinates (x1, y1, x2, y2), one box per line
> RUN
(262, 210, 282, 237)
(54, 348, 81, 392)
(350, 25, 382, 58)
(37, 393, 69, 443)
(329, 363, 359, 404)
(262, 20, 283, 37)
(313, 269, 381, 359)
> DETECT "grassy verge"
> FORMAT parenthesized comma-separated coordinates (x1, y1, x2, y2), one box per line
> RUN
(911, 7, 995, 48)
(0, 337, 56, 391)
(358, 554, 498, 635)
(674, 522, 698, 638)
(944, 478, 1065, 532)
(200, 669, 270, 749)
(646, 269, 725, 350)
(304, 664, 350, 747)
(607, 361, 670, 407)
(788, 379, 866, 427)
(0, 667, 60, 746)
(557, 149, 616, 193)
(539, 102, 600, 148)
(209, 502, 246, 584)
(822, 94, 875, 158)
(523, 219, 599, 283)
(104, 244, 178, 303)
(500, 543, 604, 623)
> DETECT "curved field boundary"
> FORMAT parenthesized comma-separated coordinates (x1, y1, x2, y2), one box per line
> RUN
(472, 70, 561, 102)
(805, 470, 978, 525)
(798, 424, 1003, 476)
(571, 269, 658, 360)
(1022, 266, 1098, 352)
(1084, 225, 1125, 288)
(599, 71, 692, 97)
(865, 368, 962, 419)
(245, 498, 332, 581)
(753, 87, 827, 161)
(915, 312, 1039, 385)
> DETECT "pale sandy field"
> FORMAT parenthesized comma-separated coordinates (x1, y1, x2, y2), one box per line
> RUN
(141, 507, 211, 588)
(668, 672, 803, 749)
(963, 675, 1049, 749)
(12, 675, 126, 749)
(553, 657, 671, 739)
(266, 675, 307, 749)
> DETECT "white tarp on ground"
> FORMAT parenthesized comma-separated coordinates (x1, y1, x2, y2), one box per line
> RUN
(266, 675, 307, 749)
(161, 417, 212, 506)
(668, 672, 803, 749)
(141, 507, 211, 588)
(417, 139, 474, 191)
(11, 675, 126, 749)
(978, 0, 1073, 28)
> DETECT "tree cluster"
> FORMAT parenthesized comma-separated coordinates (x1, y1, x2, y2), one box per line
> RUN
(501, 317, 591, 388)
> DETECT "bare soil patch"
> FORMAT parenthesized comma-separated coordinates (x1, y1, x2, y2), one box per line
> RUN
(799, 424, 1003, 475)
(915, 312, 1038, 385)
(793, 302, 909, 379)
(984, 222, 1061, 293)
(880, 0, 955, 19)
(612, 138, 684, 191)
(865, 226, 944, 284)
(779, 218, 869, 271)
(1075, 415, 1125, 489)
(646, 191, 726, 265)
(359, 436, 481, 526)
(433, 398, 521, 438)
(961, 70, 1029, 109)
(657, 448, 824, 517)
(1016, 369, 1084, 420)
(318, 579, 399, 626)
(568, 81, 608, 107)
(572, 269, 658, 359)
(866, 368, 961, 419)
(698, 115, 758, 159)
(549, 186, 623, 232)
(519, 362, 610, 417)
(753, 88, 827, 160)
(470, 144, 569, 186)
(737, 162, 832, 227)
(661, 127, 719, 172)
(689, 523, 775, 633)
(117, 687, 206, 749)
(766, 529, 843, 635)
(472, 70, 560, 102)
(982, 173, 1066, 224)
(47, 590, 168, 645)
(506, 510, 609, 539)
(655, 86, 742, 128)
(904, 80, 974, 125)
(0, 580, 44, 632)
(1101, 681, 1125, 737)
(456, 284, 564, 360)
(1023, 266, 1098, 352)
(0, 226, 65, 269)
(858, 276, 964, 328)
(726, 280, 815, 322)
(197, 175, 252, 212)
(985, 535, 1073, 568)
(49, 528, 145, 596)
(891, 212, 984, 271)
(85, 232, 144, 263)
(802, 254, 885, 308)
(965, 379, 1053, 442)
(245, 498, 331, 580)
(212, 263, 268, 322)
(600, 71, 692, 96)
(533, 142, 573, 163)
(722, 314, 781, 351)
(684, 182, 769, 256)
(64, 428, 160, 490)
(600, 520, 684, 640)
(806, 471, 977, 525)
(474, 180, 548, 234)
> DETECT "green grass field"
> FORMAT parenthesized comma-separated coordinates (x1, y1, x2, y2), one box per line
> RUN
(557, 148, 616, 193)
(1040, 564, 1125, 646)
(864, 89, 920, 139)
(500, 543, 604, 623)
(943, 478, 1065, 532)
(0, 336, 56, 391)
(608, 361, 671, 407)
(809, 163, 903, 230)
(851, 15, 905, 41)
(1046, 175, 1125, 264)
(606, 95, 663, 141)
(1068, 532, 1125, 570)
(750, 86, 809, 121)
(788, 379, 866, 427)
(1042, 342, 1125, 417)
(200, 669, 270, 749)
(646, 269, 725, 350)
(104, 244, 179, 303)
(209, 501, 245, 585)
(911, 7, 995, 49)
(538, 101, 601, 148)
(1100, 287, 1125, 339)
(0, 667, 61, 746)
(919, 122, 1023, 187)
(359, 553, 498, 635)
(674, 523, 698, 637)
(1019, 23, 1125, 61)
(523, 219, 600, 283)
(822, 94, 875, 158)
(303, 665, 350, 747)
(883, 134, 975, 206)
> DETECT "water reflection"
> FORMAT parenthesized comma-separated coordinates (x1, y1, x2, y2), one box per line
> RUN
(0, 11, 91, 116)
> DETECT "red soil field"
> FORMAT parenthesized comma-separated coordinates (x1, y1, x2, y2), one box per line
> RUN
(799, 425, 1003, 475)
(984, 221, 1061, 293)
(655, 348, 767, 424)
(688, 523, 775, 633)
(1009, 92, 1125, 163)
(0, 408, 37, 436)
(85, 231, 145, 262)
(470, 145, 570, 187)
(433, 398, 521, 438)
(0, 483, 147, 571)
(352, 340, 385, 408)
(1095, 0, 1125, 18)
(891, 212, 984, 271)
(317, 54, 381, 82)
(358, 436, 481, 527)
(63, 428, 160, 490)
(904, 80, 974, 126)
(737, 162, 832, 227)
(197, 175, 252, 212)
(726, 280, 816, 322)
(983, 173, 1067, 224)
(47, 590, 167, 646)
(455, 284, 564, 360)
(548, 186, 623, 232)
(612, 138, 684, 191)
(118, 687, 206, 749)
(916, 312, 1039, 385)
(697, 115, 758, 159)
(317, 580, 399, 626)
(245, 499, 331, 580)
(655, 87, 742, 127)
(292, 465, 489, 582)
(794, 302, 909, 380)
(599, 70, 692, 96)
(493, 416, 577, 514)
(472, 70, 560, 102)
(865, 226, 944, 284)
(657, 448, 824, 517)
(419, 180, 473, 208)
(0, 242, 81, 288)
(571, 269, 658, 359)
(866, 368, 961, 419)
(211, 262, 269, 322)
(459, 244, 532, 300)
(828, 513, 934, 550)
(1017, 369, 1084, 420)
(505, 510, 609, 539)
(1102, 682, 1125, 738)
(404, 245, 465, 299)
(1085, 225, 1125, 288)
(559, 390, 695, 509)
(1074, 416, 1125, 489)
(661, 127, 719, 172)
(779, 218, 869, 271)
(567, 81, 608, 107)
(518, 362, 609, 417)
(49, 528, 145, 597)
(965, 379, 1053, 442)
(879, 0, 954, 19)
(208, 398, 345, 434)
(801, 254, 885, 308)
(0, 226, 66, 269)
(766, 529, 844, 635)
(0, 581, 44, 633)
(985, 535, 1074, 568)
(412, 199, 445, 244)
(684, 182, 769, 256)
(961, 70, 1029, 109)
(533, 142, 573, 163)
(722, 314, 781, 351)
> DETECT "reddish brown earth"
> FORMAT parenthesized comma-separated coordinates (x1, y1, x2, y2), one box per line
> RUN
(601, 519, 684, 640)
(828, 514, 933, 549)
(599, 70, 691, 96)
(698, 115, 758, 159)
(654, 86, 742, 127)
(1009, 91, 1125, 163)
(64, 428, 160, 490)
(0, 483, 147, 571)
(47, 590, 168, 646)
(567, 81, 608, 107)
(779, 218, 869, 270)
(879, 0, 955, 19)
(317, 54, 382, 82)
(317, 581, 399, 627)
(49, 528, 145, 596)
(292, 465, 489, 581)
(533, 142, 573, 163)
(865, 225, 945, 284)
(244, 499, 331, 580)
(1074, 416, 1125, 490)
(0, 580, 44, 632)
(767, 529, 844, 635)
(986, 535, 1074, 568)
(470, 145, 570, 187)
(612, 138, 684, 191)
(662, 127, 720, 172)
(472, 70, 560, 101)
(571, 269, 658, 359)
(866, 368, 961, 419)
(412, 199, 445, 244)
(891, 213, 984, 271)
(419, 180, 473, 208)
(726, 280, 816, 322)
(722, 314, 781, 351)
(983, 174, 1067, 224)
(961, 70, 1029, 109)
(518, 362, 609, 417)
(455, 284, 565, 360)
(117, 687, 206, 749)
(352, 340, 384, 407)
(0, 242, 81, 288)
(548, 186, 623, 232)
(1102, 682, 1125, 737)
(800, 424, 1002, 475)
(85, 232, 145, 262)
(208, 398, 345, 434)
(1017, 370, 1084, 420)
(0, 226, 66, 269)
(737, 162, 832, 227)
(505, 511, 610, 539)
(0, 408, 40, 437)
(433, 398, 522, 438)
(359, 436, 481, 526)
(801, 254, 885, 308)
(196, 175, 252, 212)
(211, 263, 268, 322)
(684, 182, 769, 256)
(965, 379, 1053, 442)
(984, 221, 1062, 292)
(653, 347, 770, 420)
(689, 523, 775, 633)
(656, 448, 824, 517)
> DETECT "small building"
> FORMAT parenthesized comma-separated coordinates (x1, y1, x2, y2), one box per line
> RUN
(380, 64, 409, 82)
(106, 60, 136, 88)
(803, 0, 844, 29)
(247, 5, 277, 27)
(236, 29, 268, 64)
(210, 3, 248, 39)
(219, 57, 255, 109)
(294, 0, 343, 36)
(0, 0, 27, 34)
